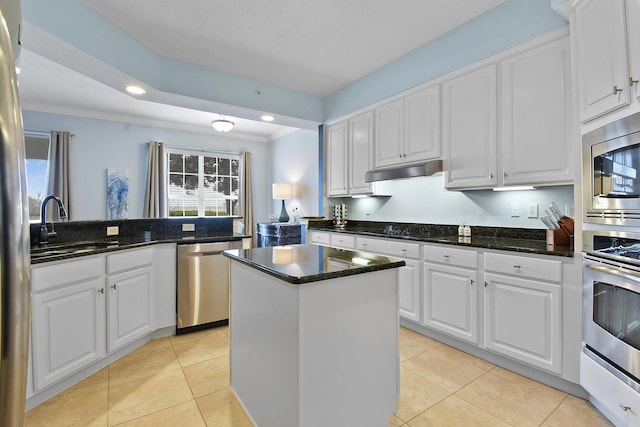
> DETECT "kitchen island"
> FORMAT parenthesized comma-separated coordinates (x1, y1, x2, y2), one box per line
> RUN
(224, 244, 405, 427)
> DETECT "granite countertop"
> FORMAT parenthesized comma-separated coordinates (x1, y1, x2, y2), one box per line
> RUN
(30, 232, 248, 265)
(307, 220, 574, 258)
(224, 244, 406, 285)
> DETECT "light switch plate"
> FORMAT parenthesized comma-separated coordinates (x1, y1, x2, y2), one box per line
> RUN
(527, 203, 539, 218)
(106, 226, 119, 236)
(511, 203, 520, 217)
(565, 203, 575, 217)
(182, 223, 195, 232)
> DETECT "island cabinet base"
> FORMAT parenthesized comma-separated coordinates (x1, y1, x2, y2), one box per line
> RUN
(229, 262, 399, 427)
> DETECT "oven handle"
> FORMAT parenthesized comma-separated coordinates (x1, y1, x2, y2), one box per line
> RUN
(585, 263, 640, 284)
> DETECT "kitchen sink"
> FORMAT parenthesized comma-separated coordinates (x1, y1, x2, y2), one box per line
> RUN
(31, 241, 120, 259)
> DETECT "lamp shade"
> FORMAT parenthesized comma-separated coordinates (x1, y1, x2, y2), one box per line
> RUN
(272, 183, 293, 199)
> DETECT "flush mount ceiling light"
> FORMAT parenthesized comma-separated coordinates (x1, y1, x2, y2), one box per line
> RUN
(211, 115, 235, 132)
(261, 114, 275, 122)
(125, 85, 146, 95)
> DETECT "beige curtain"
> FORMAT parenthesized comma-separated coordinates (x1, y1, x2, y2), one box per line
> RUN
(46, 131, 72, 220)
(143, 141, 168, 218)
(241, 151, 255, 246)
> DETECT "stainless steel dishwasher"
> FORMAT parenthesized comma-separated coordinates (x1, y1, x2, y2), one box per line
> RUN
(176, 240, 242, 333)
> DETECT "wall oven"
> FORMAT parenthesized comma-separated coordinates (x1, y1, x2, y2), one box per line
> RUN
(583, 112, 640, 225)
(583, 230, 640, 391)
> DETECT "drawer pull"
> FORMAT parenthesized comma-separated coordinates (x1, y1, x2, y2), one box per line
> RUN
(513, 265, 521, 270)
(443, 255, 450, 260)
(619, 404, 632, 412)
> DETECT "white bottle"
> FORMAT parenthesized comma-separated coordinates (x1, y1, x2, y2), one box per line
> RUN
(458, 225, 464, 236)
(463, 225, 471, 237)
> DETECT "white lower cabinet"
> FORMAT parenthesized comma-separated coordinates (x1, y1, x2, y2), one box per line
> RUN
(107, 267, 153, 352)
(423, 262, 478, 344)
(31, 246, 159, 392)
(106, 248, 154, 353)
(422, 244, 479, 344)
(31, 257, 106, 390)
(483, 252, 562, 374)
(356, 236, 422, 322)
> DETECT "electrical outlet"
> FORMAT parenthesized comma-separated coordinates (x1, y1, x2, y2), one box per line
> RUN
(106, 226, 119, 236)
(182, 223, 195, 232)
(527, 203, 539, 218)
(565, 203, 575, 217)
(511, 203, 520, 217)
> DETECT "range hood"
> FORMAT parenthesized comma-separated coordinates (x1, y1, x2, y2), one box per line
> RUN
(365, 160, 443, 182)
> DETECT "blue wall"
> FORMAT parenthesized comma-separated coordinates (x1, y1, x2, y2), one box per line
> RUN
(324, 0, 568, 121)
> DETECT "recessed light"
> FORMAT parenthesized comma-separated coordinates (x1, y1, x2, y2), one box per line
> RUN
(125, 85, 146, 95)
(261, 114, 275, 122)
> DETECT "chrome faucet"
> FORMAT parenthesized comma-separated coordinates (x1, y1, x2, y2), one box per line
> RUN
(39, 195, 68, 245)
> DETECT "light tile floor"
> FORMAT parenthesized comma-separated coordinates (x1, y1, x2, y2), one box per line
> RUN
(24, 326, 614, 426)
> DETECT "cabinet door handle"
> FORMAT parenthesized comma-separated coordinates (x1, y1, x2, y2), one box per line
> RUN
(484, 281, 488, 287)
(98, 288, 104, 294)
(614, 85, 623, 95)
(631, 77, 638, 87)
(470, 279, 475, 285)
(503, 171, 507, 178)
(619, 404, 632, 412)
(490, 172, 494, 179)
(111, 284, 117, 290)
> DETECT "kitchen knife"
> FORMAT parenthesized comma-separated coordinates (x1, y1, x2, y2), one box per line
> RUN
(540, 216, 556, 230)
(545, 209, 560, 229)
(549, 202, 563, 220)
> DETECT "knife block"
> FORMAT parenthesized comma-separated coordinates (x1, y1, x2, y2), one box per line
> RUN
(546, 217, 574, 247)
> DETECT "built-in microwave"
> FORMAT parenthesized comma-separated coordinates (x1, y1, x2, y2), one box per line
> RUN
(583, 112, 640, 226)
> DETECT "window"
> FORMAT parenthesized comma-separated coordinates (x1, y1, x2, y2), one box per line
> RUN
(24, 131, 51, 222)
(168, 149, 240, 217)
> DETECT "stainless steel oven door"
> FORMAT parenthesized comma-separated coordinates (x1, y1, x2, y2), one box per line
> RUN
(583, 256, 640, 381)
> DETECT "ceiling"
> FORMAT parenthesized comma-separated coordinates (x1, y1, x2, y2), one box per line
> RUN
(17, 0, 507, 141)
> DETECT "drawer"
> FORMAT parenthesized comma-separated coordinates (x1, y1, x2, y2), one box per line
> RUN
(484, 252, 562, 283)
(423, 244, 478, 268)
(330, 233, 356, 249)
(357, 237, 420, 259)
(32, 255, 105, 292)
(309, 231, 330, 245)
(107, 247, 154, 275)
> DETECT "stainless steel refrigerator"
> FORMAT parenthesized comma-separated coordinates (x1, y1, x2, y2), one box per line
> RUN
(0, 0, 32, 425)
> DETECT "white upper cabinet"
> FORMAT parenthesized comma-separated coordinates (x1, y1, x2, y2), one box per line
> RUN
(375, 98, 405, 168)
(444, 32, 573, 189)
(404, 85, 441, 163)
(375, 85, 441, 169)
(349, 111, 375, 195)
(325, 120, 349, 197)
(574, 0, 636, 121)
(443, 64, 498, 189)
(501, 36, 573, 186)
(326, 113, 375, 197)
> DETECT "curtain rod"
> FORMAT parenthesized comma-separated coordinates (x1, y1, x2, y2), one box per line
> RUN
(164, 144, 241, 156)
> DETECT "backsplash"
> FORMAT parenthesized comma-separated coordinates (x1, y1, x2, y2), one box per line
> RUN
(30, 217, 235, 247)
(324, 176, 574, 229)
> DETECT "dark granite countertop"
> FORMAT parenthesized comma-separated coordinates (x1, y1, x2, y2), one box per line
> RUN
(224, 244, 406, 284)
(307, 220, 574, 258)
(30, 233, 248, 265)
